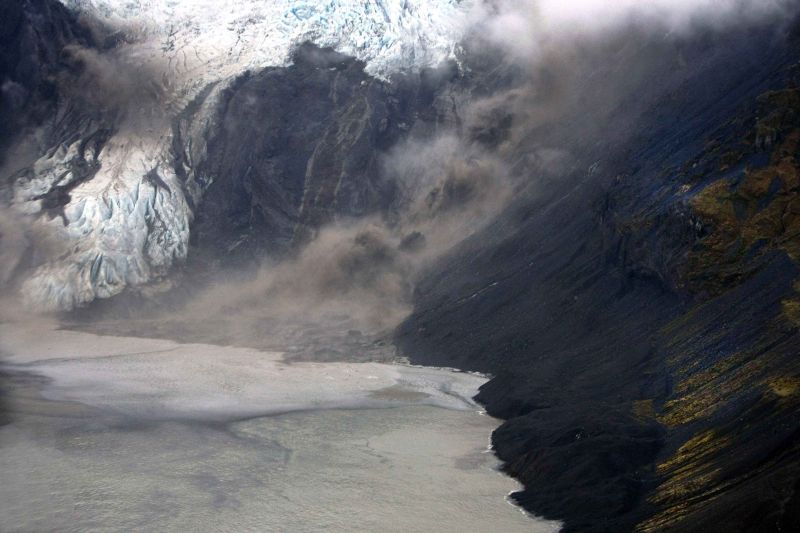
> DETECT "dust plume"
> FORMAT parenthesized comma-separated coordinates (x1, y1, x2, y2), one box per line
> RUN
(30, 0, 800, 360)
(469, 0, 794, 61)
(159, 129, 516, 353)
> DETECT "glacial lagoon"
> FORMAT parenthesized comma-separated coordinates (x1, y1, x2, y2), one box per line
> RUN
(0, 325, 560, 532)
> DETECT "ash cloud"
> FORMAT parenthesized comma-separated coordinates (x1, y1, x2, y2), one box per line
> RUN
(57, 42, 172, 132)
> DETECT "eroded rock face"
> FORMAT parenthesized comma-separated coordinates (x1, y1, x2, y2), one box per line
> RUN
(190, 46, 404, 265)
(0, 0, 92, 162)
(190, 44, 463, 267)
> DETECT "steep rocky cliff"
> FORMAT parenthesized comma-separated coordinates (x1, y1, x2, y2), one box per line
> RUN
(0, 0, 93, 163)
(190, 45, 426, 267)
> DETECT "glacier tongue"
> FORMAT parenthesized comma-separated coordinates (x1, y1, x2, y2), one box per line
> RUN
(18, 132, 191, 311)
(10, 1, 470, 310)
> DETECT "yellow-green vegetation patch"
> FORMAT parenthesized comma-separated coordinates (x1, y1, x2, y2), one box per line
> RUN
(783, 298, 800, 326)
(685, 87, 800, 293)
(636, 502, 696, 532)
(637, 431, 733, 531)
(781, 279, 800, 326)
(632, 399, 656, 420)
(755, 89, 800, 146)
(659, 353, 766, 427)
(673, 351, 749, 395)
(657, 430, 731, 475)
(767, 376, 800, 398)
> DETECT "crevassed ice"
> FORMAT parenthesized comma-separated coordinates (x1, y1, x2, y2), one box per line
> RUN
(16, 133, 191, 311)
(64, 0, 470, 79)
(15, 1, 470, 310)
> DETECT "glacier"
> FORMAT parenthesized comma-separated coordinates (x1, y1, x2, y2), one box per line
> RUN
(8, 0, 472, 310)
(63, 0, 470, 80)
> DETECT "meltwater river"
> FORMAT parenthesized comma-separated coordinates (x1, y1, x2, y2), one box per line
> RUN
(0, 324, 560, 532)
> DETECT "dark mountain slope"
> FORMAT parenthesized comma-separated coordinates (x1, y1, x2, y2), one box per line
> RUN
(397, 16, 800, 533)
(0, 0, 95, 169)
